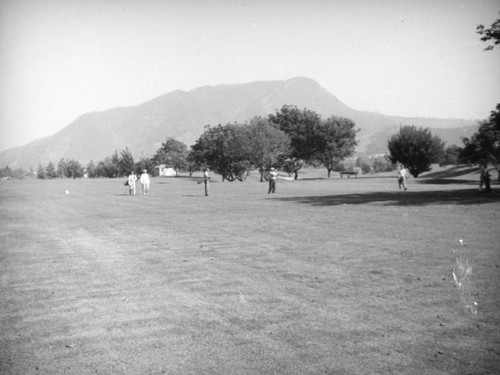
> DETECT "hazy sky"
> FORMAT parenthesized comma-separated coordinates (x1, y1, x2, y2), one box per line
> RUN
(1, 0, 499, 152)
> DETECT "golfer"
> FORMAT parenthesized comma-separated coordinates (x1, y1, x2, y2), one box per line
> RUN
(128, 171, 137, 195)
(203, 168, 210, 196)
(397, 164, 408, 191)
(268, 167, 279, 194)
(140, 169, 150, 195)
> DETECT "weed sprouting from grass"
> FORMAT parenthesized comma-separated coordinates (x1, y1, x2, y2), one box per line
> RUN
(452, 241, 477, 316)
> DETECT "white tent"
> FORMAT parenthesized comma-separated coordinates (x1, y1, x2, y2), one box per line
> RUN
(156, 164, 177, 177)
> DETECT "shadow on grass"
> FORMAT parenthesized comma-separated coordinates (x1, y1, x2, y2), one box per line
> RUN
(155, 178, 219, 185)
(416, 178, 477, 185)
(421, 167, 478, 179)
(272, 188, 500, 207)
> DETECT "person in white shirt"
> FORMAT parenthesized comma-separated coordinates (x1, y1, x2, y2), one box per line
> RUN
(140, 169, 150, 195)
(268, 167, 279, 194)
(397, 164, 408, 191)
(128, 171, 137, 195)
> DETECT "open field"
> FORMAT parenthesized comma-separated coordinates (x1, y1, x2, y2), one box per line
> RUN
(1, 168, 499, 375)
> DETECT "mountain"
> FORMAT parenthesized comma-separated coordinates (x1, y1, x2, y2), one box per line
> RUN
(0, 77, 478, 169)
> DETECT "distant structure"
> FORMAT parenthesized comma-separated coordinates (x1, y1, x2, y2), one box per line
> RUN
(156, 164, 178, 177)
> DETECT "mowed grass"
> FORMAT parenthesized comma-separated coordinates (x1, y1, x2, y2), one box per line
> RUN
(1, 170, 499, 375)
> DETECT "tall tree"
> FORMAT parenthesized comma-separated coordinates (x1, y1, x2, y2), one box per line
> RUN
(244, 117, 291, 182)
(387, 125, 445, 177)
(57, 159, 68, 178)
(472, 14, 500, 180)
(95, 157, 117, 178)
(65, 160, 84, 178)
(313, 116, 358, 178)
(372, 156, 395, 173)
(86, 160, 97, 178)
(268, 105, 322, 179)
(135, 157, 156, 176)
(152, 138, 189, 171)
(111, 150, 121, 177)
(190, 124, 251, 181)
(45, 161, 58, 179)
(0, 166, 12, 178)
(55, 158, 83, 178)
(440, 145, 460, 166)
(460, 104, 500, 179)
(37, 163, 46, 179)
(118, 148, 135, 176)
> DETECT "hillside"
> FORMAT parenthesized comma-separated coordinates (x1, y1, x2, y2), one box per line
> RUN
(0, 77, 478, 169)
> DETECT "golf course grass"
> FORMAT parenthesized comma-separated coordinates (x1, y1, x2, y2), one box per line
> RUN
(1, 168, 499, 374)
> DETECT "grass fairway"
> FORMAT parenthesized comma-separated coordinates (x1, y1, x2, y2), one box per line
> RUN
(1, 170, 499, 374)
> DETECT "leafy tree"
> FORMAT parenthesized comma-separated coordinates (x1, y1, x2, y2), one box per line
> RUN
(439, 144, 460, 166)
(86, 160, 97, 178)
(152, 138, 189, 171)
(387, 125, 445, 177)
(135, 157, 156, 176)
(355, 157, 364, 168)
(95, 157, 116, 178)
(371, 156, 394, 173)
(459, 104, 500, 180)
(1, 167, 27, 179)
(477, 13, 500, 50)
(471, 14, 500, 180)
(57, 159, 68, 178)
(268, 105, 323, 179)
(55, 158, 83, 178)
(37, 163, 46, 179)
(313, 116, 358, 177)
(355, 157, 372, 174)
(118, 148, 135, 176)
(279, 158, 304, 180)
(244, 117, 291, 181)
(186, 152, 201, 176)
(190, 124, 251, 181)
(66, 160, 84, 178)
(0, 166, 12, 178)
(111, 150, 121, 177)
(360, 162, 371, 174)
(45, 161, 58, 179)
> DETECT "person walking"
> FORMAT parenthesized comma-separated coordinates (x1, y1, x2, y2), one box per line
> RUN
(478, 164, 492, 193)
(140, 169, 150, 195)
(479, 164, 487, 191)
(128, 171, 137, 195)
(484, 170, 492, 193)
(397, 164, 408, 191)
(203, 168, 210, 196)
(268, 167, 279, 194)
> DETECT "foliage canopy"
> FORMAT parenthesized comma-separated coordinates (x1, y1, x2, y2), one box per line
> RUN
(477, 13, 500, 50)
(387, 125, 445, 177)
(459, 104, 500, 172)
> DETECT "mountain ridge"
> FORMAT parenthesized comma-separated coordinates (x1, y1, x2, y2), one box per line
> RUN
(0, 77, 478, 169)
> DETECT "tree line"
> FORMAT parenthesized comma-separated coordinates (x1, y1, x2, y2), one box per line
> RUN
(1, 102, 497, 182)
(30, 105, 359, 181)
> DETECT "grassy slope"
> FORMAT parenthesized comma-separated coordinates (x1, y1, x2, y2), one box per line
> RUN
(0, 170, 499, 375)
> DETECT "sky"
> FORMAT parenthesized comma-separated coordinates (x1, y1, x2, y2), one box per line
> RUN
(1, 0, 499, 152)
